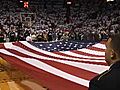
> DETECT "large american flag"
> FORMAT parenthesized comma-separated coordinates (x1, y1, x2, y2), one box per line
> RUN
(0, 40, 109, 90)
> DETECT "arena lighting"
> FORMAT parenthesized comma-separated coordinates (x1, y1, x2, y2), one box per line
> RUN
(67, 2, 72, 5)
(107, 0, 114, 2)
(20, 0, 23, 3)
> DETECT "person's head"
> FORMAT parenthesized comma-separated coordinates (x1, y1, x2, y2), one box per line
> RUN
(105, 34, 120, 66)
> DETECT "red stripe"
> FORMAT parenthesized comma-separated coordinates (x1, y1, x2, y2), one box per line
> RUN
(42, 60, 98, 80)
(53, 51, 105, 61)
(87, 47, 105, 52)
(14, 42, 104, 60)
(0, 43, 5, 48)
(13, 42, 61, 59)
(13, 42, 85, 60)
(54, 50, 104, 60)
(0, 41, 107, 90)
(0, 53, 88, 90)
(5, 49, 101, 80)
(70, 50, 104, 57)
(11, 43, 106, 65)
(6, 47, 107, 66)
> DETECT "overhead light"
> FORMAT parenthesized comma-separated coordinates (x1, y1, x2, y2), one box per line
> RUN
(107, 0, 114, 2)
(20, 0, 23, 3)
(67, 2, 72, 5)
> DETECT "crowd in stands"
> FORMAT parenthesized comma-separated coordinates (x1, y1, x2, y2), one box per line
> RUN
(0, 0, 120, 42)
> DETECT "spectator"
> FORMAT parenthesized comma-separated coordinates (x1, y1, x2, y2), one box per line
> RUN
(89, 34, 120, 90)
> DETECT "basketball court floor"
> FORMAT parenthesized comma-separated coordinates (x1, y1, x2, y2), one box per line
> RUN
(0, 58, 47, 90)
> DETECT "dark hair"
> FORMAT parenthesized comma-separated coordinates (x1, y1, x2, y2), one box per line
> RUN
(110, 34, 120, 55)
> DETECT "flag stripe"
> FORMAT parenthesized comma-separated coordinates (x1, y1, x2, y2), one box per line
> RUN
(87, 47, 105, 52)
(60, 51, 104, 59)
(3, 43, 108, 80)
(22, 41, 102, 58)
(19, 41, 106, 63)
(14, 41, 105, 64)
(5, 48, 108, 74)
(77, 49, 105, 56)
(0, 50, 89, 90)
(92, 43, 106, 49)
(0, 41, 108, 90)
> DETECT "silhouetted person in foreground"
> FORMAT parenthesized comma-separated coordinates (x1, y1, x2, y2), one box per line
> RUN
(89, 34, 120, 90)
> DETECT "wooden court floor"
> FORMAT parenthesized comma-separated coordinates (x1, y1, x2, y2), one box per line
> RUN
(0, 58, 47, 90)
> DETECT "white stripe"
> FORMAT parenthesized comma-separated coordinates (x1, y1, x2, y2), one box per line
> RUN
(21, 41, 105, 62)
(56, 60, 109, 74)
(92, 43, 106, 49)
(60, 51, 105, 59)
(4, 43, 105, 63)
(21, 41, 88, 60)
(0, 47, 108, 74)
(0, 45, 106, 73)
(78, 49, 105, 56)
(0, 49, 90, 87)
(2, 43, 108, 73)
